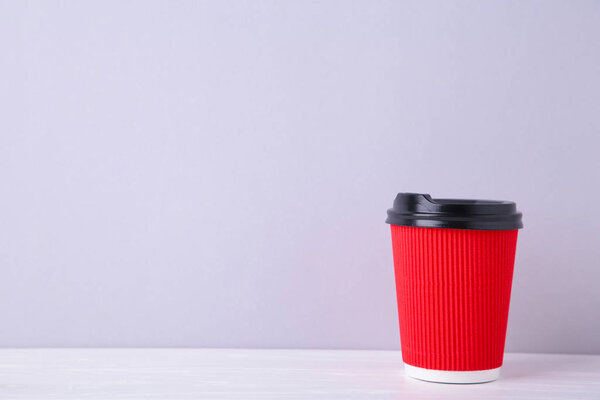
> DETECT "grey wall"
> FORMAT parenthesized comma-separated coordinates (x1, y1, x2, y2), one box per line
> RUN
(1, 1, 599, 353)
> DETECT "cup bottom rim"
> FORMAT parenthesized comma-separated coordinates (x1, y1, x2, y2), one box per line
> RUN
(404, 363, 501, 384)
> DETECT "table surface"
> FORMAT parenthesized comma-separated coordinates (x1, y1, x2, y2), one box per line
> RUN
(0, 349, 598, 399)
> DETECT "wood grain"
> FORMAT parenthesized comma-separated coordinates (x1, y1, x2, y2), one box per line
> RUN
(0, 349, 598, 399)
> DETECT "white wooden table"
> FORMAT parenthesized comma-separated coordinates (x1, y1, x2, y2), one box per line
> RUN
(0, 349, 598, 399)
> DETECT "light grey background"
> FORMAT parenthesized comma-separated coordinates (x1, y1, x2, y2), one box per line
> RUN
(1, 1, 599, 354)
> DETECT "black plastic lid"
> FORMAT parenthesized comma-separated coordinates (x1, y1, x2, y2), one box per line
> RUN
(386, 193, 523, 230)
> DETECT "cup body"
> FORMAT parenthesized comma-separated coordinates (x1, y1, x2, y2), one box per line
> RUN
(390, 225, 518, 383)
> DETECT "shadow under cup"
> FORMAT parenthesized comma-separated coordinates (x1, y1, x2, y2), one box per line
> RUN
(386, 193, 523, 384)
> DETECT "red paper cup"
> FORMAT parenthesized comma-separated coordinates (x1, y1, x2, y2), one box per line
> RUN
(386, 193, 522, 383)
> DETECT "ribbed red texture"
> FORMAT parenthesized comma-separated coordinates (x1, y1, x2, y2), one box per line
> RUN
(391, 226, 518, 371)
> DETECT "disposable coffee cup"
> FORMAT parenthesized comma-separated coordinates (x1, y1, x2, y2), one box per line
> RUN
(386, 193, 523, 384)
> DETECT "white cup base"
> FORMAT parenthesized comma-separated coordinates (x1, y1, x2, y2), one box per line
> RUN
(404, 363, 500, 384)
